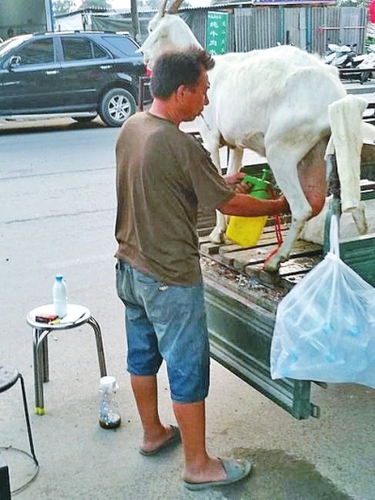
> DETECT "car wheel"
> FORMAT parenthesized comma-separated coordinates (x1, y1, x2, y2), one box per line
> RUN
(72, 115, 97, 123)
(99, 88, 136, 127)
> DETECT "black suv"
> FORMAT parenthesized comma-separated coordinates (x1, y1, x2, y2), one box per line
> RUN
(0, 31, 147, 127)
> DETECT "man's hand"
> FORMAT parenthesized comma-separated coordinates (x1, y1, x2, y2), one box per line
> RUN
(223, 172, 251, 194)
(276, 195, 290, 215)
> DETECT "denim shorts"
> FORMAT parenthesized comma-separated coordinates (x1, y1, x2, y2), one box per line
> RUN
(115, 259, 210, 403)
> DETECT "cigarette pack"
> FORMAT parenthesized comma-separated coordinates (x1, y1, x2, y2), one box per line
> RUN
(35, 314, 59, 324)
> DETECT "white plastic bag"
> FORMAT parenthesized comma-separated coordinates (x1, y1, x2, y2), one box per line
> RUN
(270, 215, 375, 388)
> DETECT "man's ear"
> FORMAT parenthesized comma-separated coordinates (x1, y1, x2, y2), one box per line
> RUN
(175, 84, 187, 101)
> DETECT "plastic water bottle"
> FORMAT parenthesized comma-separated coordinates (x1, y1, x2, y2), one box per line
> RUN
(52, 274, 68, 318)
(99, 376, 121, 429)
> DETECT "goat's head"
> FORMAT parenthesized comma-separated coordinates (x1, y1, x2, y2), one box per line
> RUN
(137, 0, 202, 69)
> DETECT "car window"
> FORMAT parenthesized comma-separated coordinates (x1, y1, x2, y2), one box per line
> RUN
(93, 42, 110, 59)
(102, 36, 139, 56)
(12, 38, 54, 65)
(61, 37, 110, 61)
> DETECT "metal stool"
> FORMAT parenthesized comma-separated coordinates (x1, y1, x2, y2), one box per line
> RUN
(0, 365, 39, 496)
(26, 304, 107, 415)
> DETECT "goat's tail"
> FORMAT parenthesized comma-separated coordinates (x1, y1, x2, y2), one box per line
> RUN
(325, 95, 368, 234)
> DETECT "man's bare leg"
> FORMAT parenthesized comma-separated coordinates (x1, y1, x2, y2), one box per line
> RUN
(173, 400, 227, 484)
(131, 374, 175, 454)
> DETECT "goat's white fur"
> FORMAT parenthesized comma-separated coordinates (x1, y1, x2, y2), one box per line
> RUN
(138, 3, 371, 271)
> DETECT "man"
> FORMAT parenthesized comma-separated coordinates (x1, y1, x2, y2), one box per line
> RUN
(115, 49, 289, 490)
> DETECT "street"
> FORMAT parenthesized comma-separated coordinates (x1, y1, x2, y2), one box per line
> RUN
(1, 116, 375, 499)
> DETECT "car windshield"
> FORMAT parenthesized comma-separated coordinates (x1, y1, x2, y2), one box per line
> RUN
(0, 35, 33, 58)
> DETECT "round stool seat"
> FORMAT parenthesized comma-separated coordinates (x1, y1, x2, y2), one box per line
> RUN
(27, 304, 90, 331)
(0, 365, 19, 393)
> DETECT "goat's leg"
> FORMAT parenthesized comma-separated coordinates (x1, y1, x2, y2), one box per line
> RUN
(226, 146, 244, 176)
(265, 184, 312, 272)
(265, 142, 327, 272)
(209, 146, 244, 243)
(208, 146, 226, 243)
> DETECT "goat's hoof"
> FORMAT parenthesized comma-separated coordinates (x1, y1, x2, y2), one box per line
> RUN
(264, 256, 283, 273)
(264, 262, 280, 273)
(209, 229, 225, 244)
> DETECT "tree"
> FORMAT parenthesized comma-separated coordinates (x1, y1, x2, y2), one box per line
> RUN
(52, 0, 76, 15)
(80, 0, 112, 9)
(140, 0, 191, 9)
(337, 0, 369, 5)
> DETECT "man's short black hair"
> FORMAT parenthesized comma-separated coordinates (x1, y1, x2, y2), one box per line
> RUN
(150, 49, 215, 99)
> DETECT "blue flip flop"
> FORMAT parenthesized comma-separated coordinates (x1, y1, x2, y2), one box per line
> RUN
(139, 425, 181, 456)
(183, 457, 252, 491)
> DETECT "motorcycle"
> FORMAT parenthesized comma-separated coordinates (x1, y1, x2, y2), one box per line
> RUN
(324, 43, 374, 83)
(354, 45, 375, 83)
(324, 43, 358, 69)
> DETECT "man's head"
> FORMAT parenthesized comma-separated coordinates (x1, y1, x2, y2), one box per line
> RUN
(150, 49, 214, 99)
(150, 49, 214, 122)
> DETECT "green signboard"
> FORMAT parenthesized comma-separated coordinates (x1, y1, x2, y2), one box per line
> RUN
(206, 11, 228, 55)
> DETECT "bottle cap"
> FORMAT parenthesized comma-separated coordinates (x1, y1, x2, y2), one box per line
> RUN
(99, 376, 118, 391)
(55, 274, 63, 281)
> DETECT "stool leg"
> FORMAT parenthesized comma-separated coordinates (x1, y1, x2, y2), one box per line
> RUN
(87, 316, 107, 378)
(33, 329, 49, 415)
(0, 456, 11, 500)
(32, 328, 42, 414)
(42, 334, 49, 383)
(18, 374, 39, 466)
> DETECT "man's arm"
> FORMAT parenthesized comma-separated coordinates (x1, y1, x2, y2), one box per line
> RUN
(218, 193, 289, 217)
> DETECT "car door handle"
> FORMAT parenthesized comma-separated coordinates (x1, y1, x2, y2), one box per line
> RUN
(46, 70, 59, 75)
(100, 65, 112, 70)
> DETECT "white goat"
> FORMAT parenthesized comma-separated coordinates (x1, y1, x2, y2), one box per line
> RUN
(138, 0, 372, 271)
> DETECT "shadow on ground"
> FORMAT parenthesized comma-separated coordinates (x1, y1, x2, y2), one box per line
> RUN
(207, 449, 353, 500)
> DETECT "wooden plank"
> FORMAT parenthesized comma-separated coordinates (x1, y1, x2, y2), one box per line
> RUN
(219, 239, 320, 270)
(239, 255, 321, 291)
(199, 241, 222, 256)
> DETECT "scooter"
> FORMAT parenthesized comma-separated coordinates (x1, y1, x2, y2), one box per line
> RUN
(354, 45, 375, 83)
(324, 43, 358, 69)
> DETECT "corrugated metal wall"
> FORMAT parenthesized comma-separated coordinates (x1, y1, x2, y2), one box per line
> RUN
(185, 5, 368, 56)
(234, 7, 281, 51)
(284, 7, 307, 49)
(234, 6, 367, 54)
(85, 5, 368, 56)
(310, 6, 367, 55)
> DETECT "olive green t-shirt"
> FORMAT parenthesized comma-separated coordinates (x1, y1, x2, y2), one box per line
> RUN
(115, 111, 234, 285)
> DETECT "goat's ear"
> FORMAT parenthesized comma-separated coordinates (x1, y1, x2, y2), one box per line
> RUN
(167, 0, 183, 14)
(159, 0, 168, 16)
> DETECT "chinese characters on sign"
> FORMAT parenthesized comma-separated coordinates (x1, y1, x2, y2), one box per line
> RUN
(206, 11, 228, 55)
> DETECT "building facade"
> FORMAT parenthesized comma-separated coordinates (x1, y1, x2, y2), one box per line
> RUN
(0, 0, 53, 41)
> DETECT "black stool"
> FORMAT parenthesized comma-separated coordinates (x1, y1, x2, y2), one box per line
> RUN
(0, 365, 39, 495)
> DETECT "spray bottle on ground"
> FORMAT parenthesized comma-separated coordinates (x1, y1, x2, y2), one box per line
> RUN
(99, 376, 121, 429)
